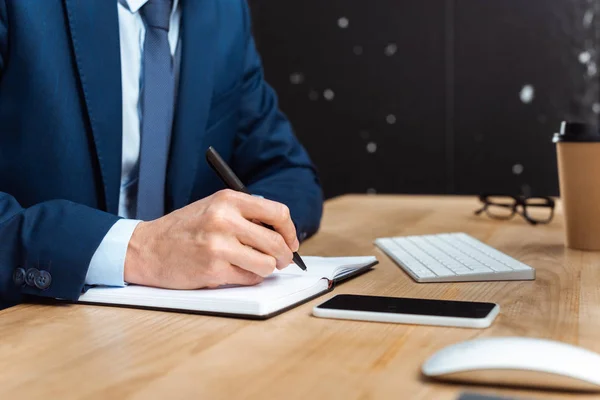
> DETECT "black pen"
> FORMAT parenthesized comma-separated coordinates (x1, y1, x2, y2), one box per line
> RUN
(205, 146, 308, 271)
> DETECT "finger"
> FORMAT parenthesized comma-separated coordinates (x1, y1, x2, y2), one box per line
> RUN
(222, 264, 264, 286)
(230, 244, 280, 277)
(224, 239, 279, 277)
(230, 193, 299, 251)
(234, 219, 293, 270)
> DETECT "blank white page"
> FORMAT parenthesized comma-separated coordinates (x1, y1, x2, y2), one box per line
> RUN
(79, 256, 377, 316)
(279, 256, 377, 278)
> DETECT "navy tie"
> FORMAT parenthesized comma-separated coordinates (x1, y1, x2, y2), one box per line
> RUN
(136, 0, 174, 220)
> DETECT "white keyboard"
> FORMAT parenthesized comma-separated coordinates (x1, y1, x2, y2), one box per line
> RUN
(375, 233, 535, 283)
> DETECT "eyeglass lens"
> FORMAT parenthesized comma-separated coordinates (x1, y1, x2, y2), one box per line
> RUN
(523, 197, 554, 223)
(484, 196, 516, 219)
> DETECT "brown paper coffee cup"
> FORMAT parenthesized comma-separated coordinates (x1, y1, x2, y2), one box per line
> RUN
(554, 122, 600, 250)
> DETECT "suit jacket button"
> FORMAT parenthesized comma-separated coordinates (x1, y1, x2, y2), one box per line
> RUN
(300, 232, 308, 241)
(34, 270, 52, 290)
(25, 268, 40, 287)
(13, 268, 26, 286)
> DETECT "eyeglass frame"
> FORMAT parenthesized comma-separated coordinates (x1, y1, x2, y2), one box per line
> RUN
(474, 194, 555, 225)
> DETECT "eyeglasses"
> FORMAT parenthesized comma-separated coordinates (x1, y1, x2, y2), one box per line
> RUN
(474, 194, 555, 225)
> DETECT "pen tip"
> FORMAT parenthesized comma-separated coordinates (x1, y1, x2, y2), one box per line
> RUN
(294, 255, 307, 271)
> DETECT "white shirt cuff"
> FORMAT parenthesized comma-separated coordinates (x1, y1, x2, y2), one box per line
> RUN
(85, 219, 142, 286)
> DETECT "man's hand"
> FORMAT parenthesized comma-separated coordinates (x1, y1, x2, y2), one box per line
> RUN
(124, 189, 300, 289)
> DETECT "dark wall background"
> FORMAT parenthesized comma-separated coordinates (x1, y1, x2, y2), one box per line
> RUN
(248, 0, 600, 199)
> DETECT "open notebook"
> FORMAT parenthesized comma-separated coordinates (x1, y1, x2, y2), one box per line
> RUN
(78, 256, 378, 319)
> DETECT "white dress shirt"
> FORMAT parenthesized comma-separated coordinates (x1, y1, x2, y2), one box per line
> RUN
(84, 0, 181, 286)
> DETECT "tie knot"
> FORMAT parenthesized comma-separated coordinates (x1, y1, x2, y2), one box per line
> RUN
(140, 0, 172, 31)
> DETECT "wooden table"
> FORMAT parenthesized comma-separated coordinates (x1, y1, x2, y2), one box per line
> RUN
(2, 195, 600, 400)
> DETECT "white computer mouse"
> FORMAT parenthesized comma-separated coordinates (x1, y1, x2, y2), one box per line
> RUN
(422, 337, 600, 392)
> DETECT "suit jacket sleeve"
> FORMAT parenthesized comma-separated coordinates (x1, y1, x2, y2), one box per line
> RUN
(0, 195, 120, 308)
(232, 0, 324, 242)
(0, 3, 120, 308)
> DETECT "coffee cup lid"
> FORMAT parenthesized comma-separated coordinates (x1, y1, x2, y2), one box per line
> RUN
(553, 121, 600, 143)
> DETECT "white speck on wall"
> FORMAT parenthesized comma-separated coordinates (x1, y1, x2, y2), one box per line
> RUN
(353, 45, 363, 55)
(588, 62, 597, 76)
(323, 89, 335, 101)
(384, 43, 398, 56)
(579, 51, 592, 64)
(593, 103, 600, 114)
(366, 142, 377, 153)
(386, 114, 397, 124)
(308, 90, 319, 101)
(337, 17, 349, 29)
(512, 164, 524, 175)
(519, 85, 535, 104)
(360, 130, 370, 139)
(289, 73, 304, 85)
(367, 188, 377, 195)
(583, 9, 594, 27)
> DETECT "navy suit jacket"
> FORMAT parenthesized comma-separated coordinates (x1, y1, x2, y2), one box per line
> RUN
(0, 0, 323, 309)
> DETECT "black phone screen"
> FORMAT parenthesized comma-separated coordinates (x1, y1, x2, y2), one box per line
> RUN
(316, 295, 496, 319)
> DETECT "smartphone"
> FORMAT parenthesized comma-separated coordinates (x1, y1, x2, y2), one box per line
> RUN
(313, 294, 499, 328)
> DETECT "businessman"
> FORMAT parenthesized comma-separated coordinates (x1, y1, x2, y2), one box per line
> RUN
(0, 0, 323, 309)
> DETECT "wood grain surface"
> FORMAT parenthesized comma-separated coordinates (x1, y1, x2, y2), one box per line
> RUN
(1, 195, 599, 400)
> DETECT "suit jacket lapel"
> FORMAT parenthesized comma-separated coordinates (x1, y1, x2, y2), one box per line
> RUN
(64, 0, 122, 215)
(166, 0, 218, 211)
